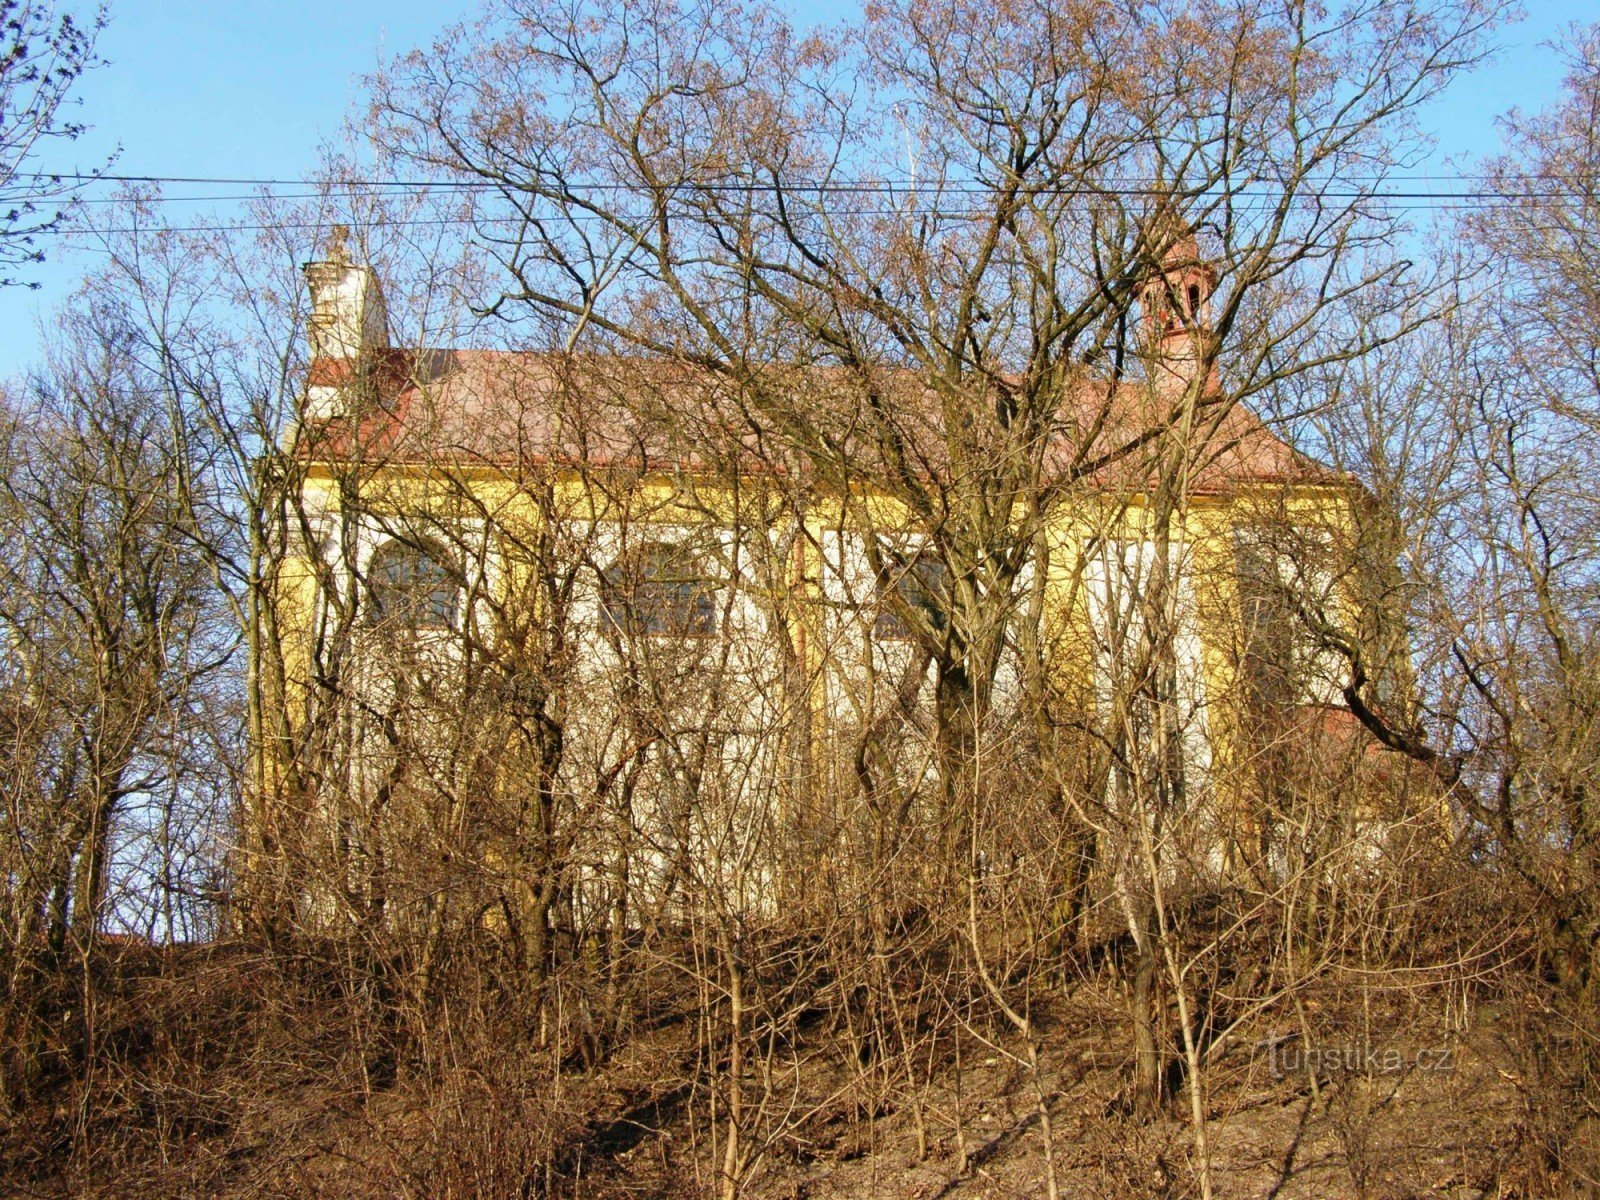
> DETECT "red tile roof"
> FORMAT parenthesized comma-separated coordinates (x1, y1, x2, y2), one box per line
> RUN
(299, 348, 1345, 493)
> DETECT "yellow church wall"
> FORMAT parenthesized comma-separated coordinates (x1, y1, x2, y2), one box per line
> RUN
(264, 457, 1362, 822)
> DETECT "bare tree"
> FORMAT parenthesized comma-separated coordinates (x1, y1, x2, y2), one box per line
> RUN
(0, 297, 233, 1112)
(2, 2, 1569, 1189)
(0, 0, 105, 285)
(359, 1, 1508, 1192)
(1265, 30, 1600, 1188)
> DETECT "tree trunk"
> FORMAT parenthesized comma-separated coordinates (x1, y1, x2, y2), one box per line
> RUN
(1130, 907, 1162, 1117)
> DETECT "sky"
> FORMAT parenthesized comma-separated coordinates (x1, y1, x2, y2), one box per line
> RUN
(0, 0, 1591, 372)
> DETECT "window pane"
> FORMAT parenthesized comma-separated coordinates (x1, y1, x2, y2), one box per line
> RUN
(602, 541, 717, 636)
(874, 553, 947, 640)
(368, 540, 457, 630)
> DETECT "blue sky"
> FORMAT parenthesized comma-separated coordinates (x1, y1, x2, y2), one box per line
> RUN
(0, 0, 1591, 372)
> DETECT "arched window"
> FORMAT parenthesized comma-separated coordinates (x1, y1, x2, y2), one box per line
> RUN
(874, 552, 948, 641)
(602, 541, 717, 636)
(366, 539, 458, 630)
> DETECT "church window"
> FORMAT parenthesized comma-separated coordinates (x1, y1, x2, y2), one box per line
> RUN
(366, 539, 459, 631)
(602, 541, 718, 636)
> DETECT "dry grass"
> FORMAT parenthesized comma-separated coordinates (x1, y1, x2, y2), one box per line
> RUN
(3, 892, 1592, 1200)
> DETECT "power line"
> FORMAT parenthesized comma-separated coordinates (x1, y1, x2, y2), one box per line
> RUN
(30, 166, 1591, 242)
(21, 168, 1600, 204)
(58, 196, 1580, 241)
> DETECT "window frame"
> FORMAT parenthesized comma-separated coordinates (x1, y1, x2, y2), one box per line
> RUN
(364, 537, 461, 633)
(872, 550, 949, 642)
(600, 539, 719, 638)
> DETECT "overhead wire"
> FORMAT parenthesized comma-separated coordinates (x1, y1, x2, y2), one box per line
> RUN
(17, 168, 1595, 191)
(28, 167, 1593, 240)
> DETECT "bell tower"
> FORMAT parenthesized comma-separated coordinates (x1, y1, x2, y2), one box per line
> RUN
(1139, 229, 1219, 394)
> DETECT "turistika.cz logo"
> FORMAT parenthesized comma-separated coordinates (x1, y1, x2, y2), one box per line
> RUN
(1253, 1034, 1457, 1078)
